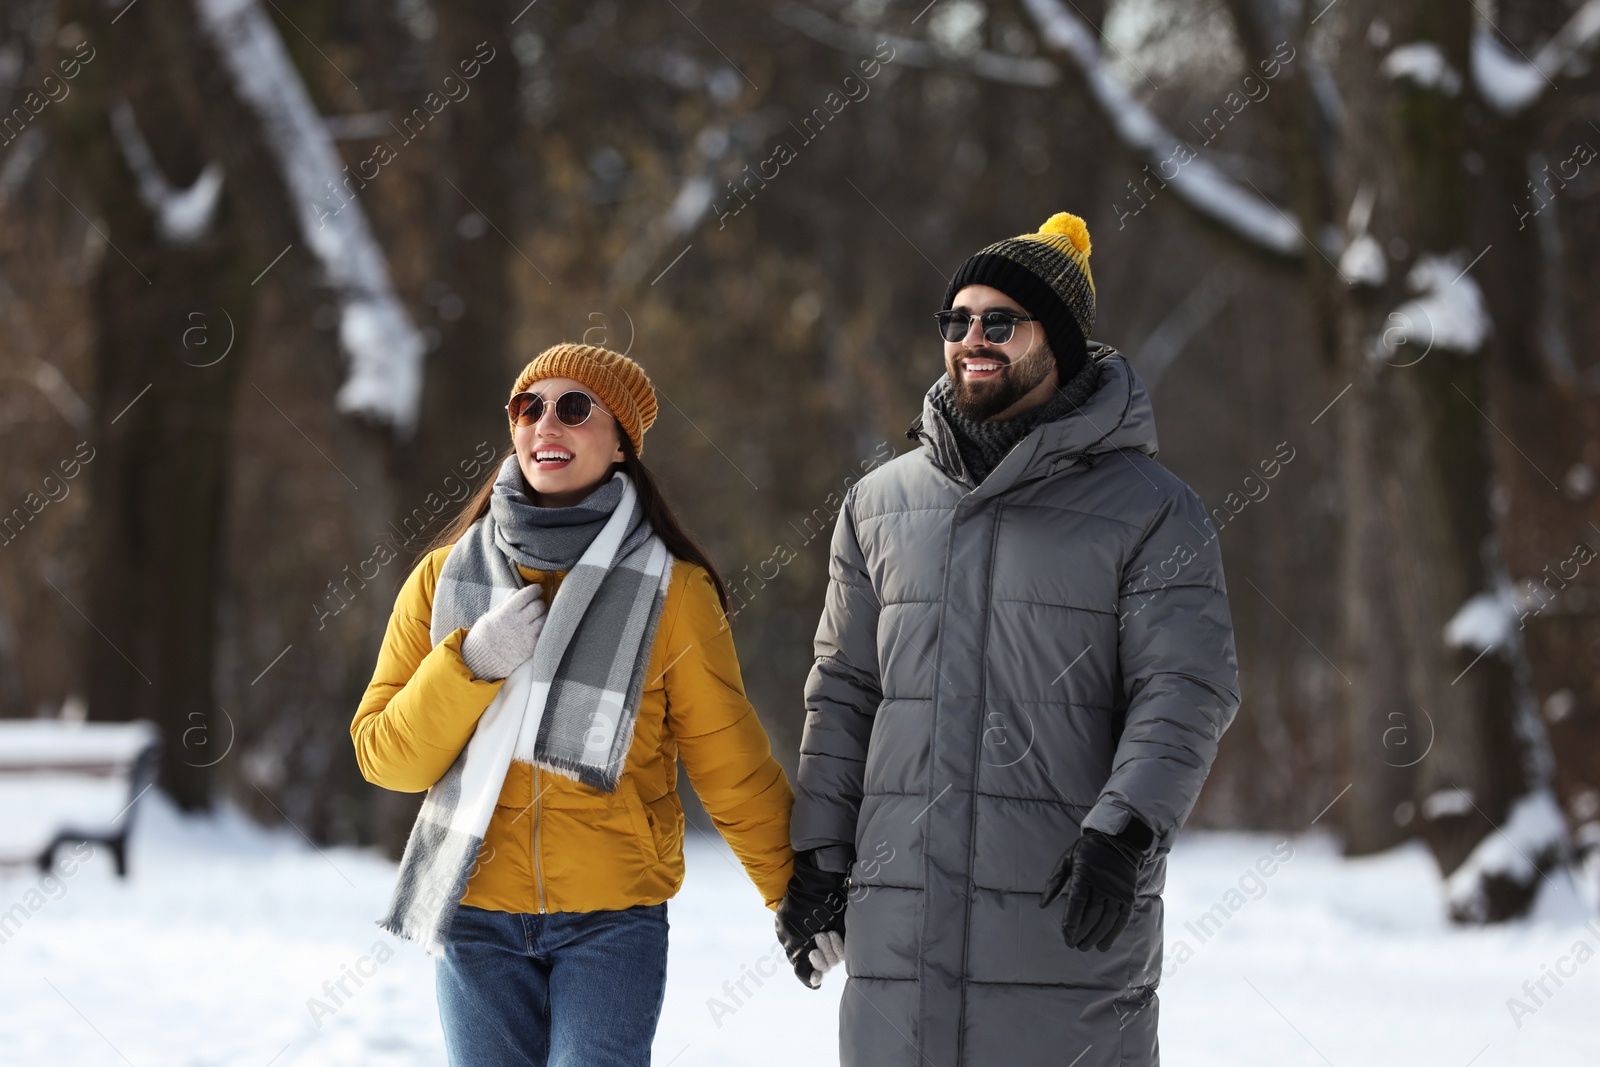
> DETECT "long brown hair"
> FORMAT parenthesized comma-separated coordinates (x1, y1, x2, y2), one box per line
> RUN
(414, 437, 731, 614)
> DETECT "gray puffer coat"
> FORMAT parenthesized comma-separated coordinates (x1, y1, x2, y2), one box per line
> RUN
(793, 344, 1240, 1067)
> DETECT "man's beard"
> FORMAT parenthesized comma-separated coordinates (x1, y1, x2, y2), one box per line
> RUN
(948, 343, 1053, 422)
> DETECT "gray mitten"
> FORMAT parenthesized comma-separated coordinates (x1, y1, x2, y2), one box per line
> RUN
(809, 930, 845, 979)
(459, 583, 546, 681)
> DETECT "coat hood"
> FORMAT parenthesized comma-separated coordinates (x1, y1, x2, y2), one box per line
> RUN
(906, 342, 1160, 489)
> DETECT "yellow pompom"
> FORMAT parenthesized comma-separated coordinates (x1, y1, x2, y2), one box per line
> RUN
(1038, 211, 1091, 256)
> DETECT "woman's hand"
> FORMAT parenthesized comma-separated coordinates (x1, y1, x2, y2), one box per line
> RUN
(776, 847, 851, 988)
(460, 584, 547, 681)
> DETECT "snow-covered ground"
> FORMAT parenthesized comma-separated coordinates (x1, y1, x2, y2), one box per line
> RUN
(1, 792, 1596, 1065)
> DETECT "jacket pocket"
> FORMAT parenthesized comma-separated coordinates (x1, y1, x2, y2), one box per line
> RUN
(620, 779, 661, 865)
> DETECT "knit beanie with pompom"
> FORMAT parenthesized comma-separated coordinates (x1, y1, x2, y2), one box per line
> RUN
(942, 211, 1097, 384)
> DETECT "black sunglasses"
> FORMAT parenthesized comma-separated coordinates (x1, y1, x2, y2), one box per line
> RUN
(934, 309, 1037, 344)
(507, 390, 614, 427)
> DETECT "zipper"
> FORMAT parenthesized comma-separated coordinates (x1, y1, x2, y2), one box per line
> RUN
(958, 500, 1002, 1058)
(533, 765, 546, 912)
(527, 570, 550, 914)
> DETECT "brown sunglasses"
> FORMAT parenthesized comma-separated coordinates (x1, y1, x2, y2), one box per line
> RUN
(507, 390, 615, 427)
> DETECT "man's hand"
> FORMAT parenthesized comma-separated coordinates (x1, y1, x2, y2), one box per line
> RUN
(1039, 819, 1153, 952)
(776, 847, 851, 988)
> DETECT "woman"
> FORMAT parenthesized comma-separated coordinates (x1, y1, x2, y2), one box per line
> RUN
(350, 343, 794, 1066)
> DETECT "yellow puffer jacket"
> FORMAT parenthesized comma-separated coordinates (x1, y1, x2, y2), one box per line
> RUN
(351, 544, 794, 914)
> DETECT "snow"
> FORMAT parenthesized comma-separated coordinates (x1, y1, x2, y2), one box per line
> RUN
(1344, 182, 1376, 236)
(1022, 0, 1302, 256)
(1380, 252, 1492, 358)
(665, 175, 715, 235)
(1338, 233, 1387, 287)
(108, 99, 225, 245)
(156, 166, 226, 243)
(0, 719, 157, 861)
(0, 776, 134, 857)
(1446, 589, 1517, 651)
(1423, 788, 1477, 821)
(2, 789, 1598, 1064)
(1308, 56, 1346, 128)
(1471, 28, 1546, 115)
(196, 0, 425, 435)
(0, 126, 47, 206)
(0, 719, 158, 768)
(1446, 790, 1569, 923)
(1562, 2, 1600, 68)
(928, 0, 986, 57)
(1380, 42, 1463, 95)
(1471, 2, 1600, 115)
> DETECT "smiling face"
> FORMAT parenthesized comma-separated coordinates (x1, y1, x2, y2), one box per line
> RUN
(943, 284, 1058, 422)
(510, 376, 626, 508)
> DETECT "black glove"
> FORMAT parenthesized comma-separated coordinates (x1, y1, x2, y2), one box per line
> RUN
(775, 846, 851, 988)
(1039, 818, 1154, 952)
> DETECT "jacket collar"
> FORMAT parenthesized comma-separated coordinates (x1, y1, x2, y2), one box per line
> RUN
(905, 343, 1160, 494)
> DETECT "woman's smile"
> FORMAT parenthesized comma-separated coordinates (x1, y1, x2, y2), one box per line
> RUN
(532, 446, 575, 470)
(512, 375, 625, 505)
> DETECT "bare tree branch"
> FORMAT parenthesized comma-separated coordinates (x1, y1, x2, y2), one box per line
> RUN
(1020, 0, 1303, 259)
(196, 0, 426, 436)
(1471, 0, 1600, 116)
(108, 98, 225, 245)
(773, 1, 1061, 88)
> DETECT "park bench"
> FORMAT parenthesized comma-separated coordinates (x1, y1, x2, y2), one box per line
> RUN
(0, 719, 161, 878)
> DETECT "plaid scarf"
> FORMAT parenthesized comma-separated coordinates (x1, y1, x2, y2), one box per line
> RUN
(379, 460, 673, 955)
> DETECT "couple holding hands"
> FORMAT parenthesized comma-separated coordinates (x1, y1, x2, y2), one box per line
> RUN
(351, 211, 1240, 1067)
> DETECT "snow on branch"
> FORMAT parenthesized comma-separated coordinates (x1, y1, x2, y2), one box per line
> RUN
(1444, 789, 1566, 922)
(1020, 0, 1301, 257)
(108, 99, 225, 245)
(1338, 181, 1387, 287)
(1445, 589, 1517, 652)
(1380, 42, 1462, 96)
(0, 127, 46, 208)
(1471, 0, 1600, 116)
(774, 2, 1061, 88)
(1378, 252, 1491, 359)
(196, 0, 425, 436)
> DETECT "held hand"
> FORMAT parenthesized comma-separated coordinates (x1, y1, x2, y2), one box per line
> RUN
(775, 848, 850, 989)
(460, 583, 547, 681)
(809, 930, 845, 979)
(1038, 827, 1148, 952)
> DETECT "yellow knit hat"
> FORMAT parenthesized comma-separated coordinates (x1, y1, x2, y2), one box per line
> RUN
(510, 343, 659, 456)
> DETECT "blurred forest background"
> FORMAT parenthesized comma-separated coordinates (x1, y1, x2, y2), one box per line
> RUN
(2, 0, 1599, 925)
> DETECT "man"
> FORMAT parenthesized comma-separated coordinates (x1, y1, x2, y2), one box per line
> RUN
(777, 212, 1240, 1067)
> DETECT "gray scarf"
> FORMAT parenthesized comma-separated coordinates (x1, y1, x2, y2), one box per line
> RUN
(484, 459, 652, 573)
(927, 356, 1103, 484)
(381, 457, 673, 956)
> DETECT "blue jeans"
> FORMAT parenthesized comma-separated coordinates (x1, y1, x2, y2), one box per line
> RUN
(435, 902, 669, 1067)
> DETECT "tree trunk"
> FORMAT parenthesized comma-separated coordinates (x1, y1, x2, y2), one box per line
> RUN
(1331, 0, 1547, 920)
(50, 3, 257, 810)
